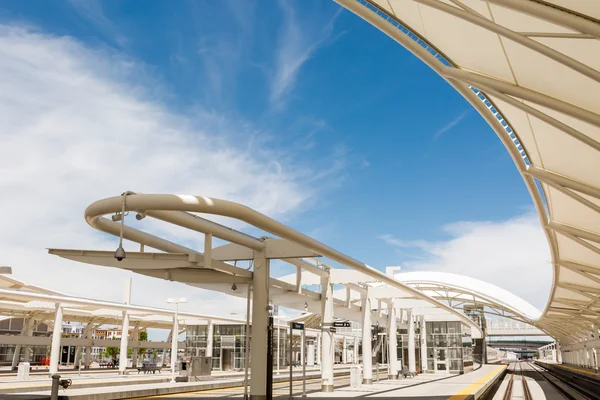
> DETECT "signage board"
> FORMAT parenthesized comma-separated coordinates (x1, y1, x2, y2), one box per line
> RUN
(333, 321, 351, 328)
(291, 322, 305, 331)
(329, 327, 337, 333)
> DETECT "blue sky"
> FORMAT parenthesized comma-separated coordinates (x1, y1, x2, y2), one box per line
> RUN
(0, 0, 551, 315)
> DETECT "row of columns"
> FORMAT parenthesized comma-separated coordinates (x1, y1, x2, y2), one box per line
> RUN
(562, 347, 599, 370)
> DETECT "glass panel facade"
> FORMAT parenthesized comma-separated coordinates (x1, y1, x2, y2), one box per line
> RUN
(185, 324, 289, 371)
(426, 321, 472, 373)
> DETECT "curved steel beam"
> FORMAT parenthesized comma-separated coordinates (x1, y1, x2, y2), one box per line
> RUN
(487, 0, 600, 40)
(416, 0, 600, 83)
(84, 193, 483, 334)
(336, 0, 561, 337)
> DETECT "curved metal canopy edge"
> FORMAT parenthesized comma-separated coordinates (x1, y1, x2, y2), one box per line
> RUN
(335, 0, 600, 344)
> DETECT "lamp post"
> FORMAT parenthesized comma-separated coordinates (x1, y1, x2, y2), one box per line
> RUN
(167, 298, 186, 384)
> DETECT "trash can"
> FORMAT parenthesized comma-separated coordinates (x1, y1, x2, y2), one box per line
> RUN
(350, 365, 362, 388)
(17, 362, 30, 381)
(189, 356, 212, 378)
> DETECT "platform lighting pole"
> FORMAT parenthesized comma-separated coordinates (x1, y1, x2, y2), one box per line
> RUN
(167, 298, 186, 383)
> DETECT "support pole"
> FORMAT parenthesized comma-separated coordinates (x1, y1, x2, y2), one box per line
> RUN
(206, 321, 214, 358)
(130, 326, 140, 368)
(170, 308, 179, 383)
(84, 324, 93, 369)
(12, 317, 32, 369)
(342, 337, 347, 364)
(407, 309, 416, 374)
(74, 323, 93, 369)
(250, 248, 269, 400)
(361, 294, 372, 384)
(387, 303, 398, 379)
(354, 337, 358, 365)
(49, 304, 64, 377)
(119, 278, 132, 374)
(161, 329, 173, 367)
(320, 269, 334, 392)
(420, 316, 428, 373)
(23, 318, 35, 364)
(316, 334, 321, 366)
(244, 285, 252, 400)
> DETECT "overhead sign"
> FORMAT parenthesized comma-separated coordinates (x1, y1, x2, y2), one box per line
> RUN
(329, 327, 337, 333)
(333, 321, 351, 328)
(291, 322, 305, 331)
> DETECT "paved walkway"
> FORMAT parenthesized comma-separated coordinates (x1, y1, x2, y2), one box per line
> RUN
(308, 364, 506, 399)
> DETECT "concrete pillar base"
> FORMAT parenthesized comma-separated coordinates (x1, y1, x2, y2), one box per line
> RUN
(363, 378, 373, 384)
(387, 374, 398, 380)
(321, 384, 334, 392)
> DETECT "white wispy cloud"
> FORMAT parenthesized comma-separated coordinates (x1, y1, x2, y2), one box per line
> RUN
(270, 1, 342, 107)
(379, 213, 552, 310)
(433, 110, 469, 139)
(67, 0, 127, 46)
(0, 25, 333, 322)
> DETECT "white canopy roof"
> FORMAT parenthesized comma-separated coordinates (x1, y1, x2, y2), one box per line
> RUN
(395, 271, 542, 321)
(336, 0, 600, 344)
(0, 273, 244, 329)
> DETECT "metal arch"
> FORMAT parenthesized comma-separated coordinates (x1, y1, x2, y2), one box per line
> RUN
(83, 194, 482, 334)
(335, 0, 600, 344)
(443, 68, 600, 128)
(335, 0, 560, 324)
(486, 0, 600, 40)
(478, 85, 600, 153)
(400, 279, 543, 330)
(415, 0, 600, 83)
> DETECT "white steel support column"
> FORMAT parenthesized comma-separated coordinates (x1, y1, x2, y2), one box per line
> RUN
(74, 322, 93, 369)
(11, 317, 32, 369)
(170, 314, 179, 382)
(316, 334, 321, 366)
(361, 295, 373, 384)
(22, 319, 35, 364)
(161, 329, 173, 366)
(84, 324, 93, 369)
(320, 269, 334, 392)
(131, 326, 140, 368)
(49, 303, 63, 376)
(206, 321, 214, 358)
(387, 303, 398, 379)
(250, 248, 269, 400)
(407, 310, 416, 374)
(354, 337, 359, 365)
(420, 316, 428, 373)
(342, 337, 347, 364)
(119, 278, 132, 374)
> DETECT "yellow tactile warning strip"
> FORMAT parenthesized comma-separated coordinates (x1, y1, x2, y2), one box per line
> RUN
(546, 362, 599, 376)
(446, 365, 506, 400)
(130, 374, 352, 399)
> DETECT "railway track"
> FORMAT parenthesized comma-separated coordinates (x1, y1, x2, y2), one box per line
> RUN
(502, 361, 532, 400)
(526, 361, 598, 400)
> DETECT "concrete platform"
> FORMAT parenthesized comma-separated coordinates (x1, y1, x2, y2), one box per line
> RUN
(11, 365, 372, 400)
(307, 364, 506, 399)
(536, 360, 600, 379)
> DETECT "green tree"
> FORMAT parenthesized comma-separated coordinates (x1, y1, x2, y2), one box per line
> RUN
(138, 331, 148, 356)
(105, 338, 119, 364)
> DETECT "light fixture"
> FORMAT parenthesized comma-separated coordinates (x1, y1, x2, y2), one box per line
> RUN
(231, 283, 237, 291)
(135, 211, 146, 221)
(111, 213, 122, 222)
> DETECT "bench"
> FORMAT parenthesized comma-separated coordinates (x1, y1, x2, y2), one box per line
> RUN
(137, 362, 161, 374)
(99, 361, 117, 368)
(398, 365, 416, 378)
